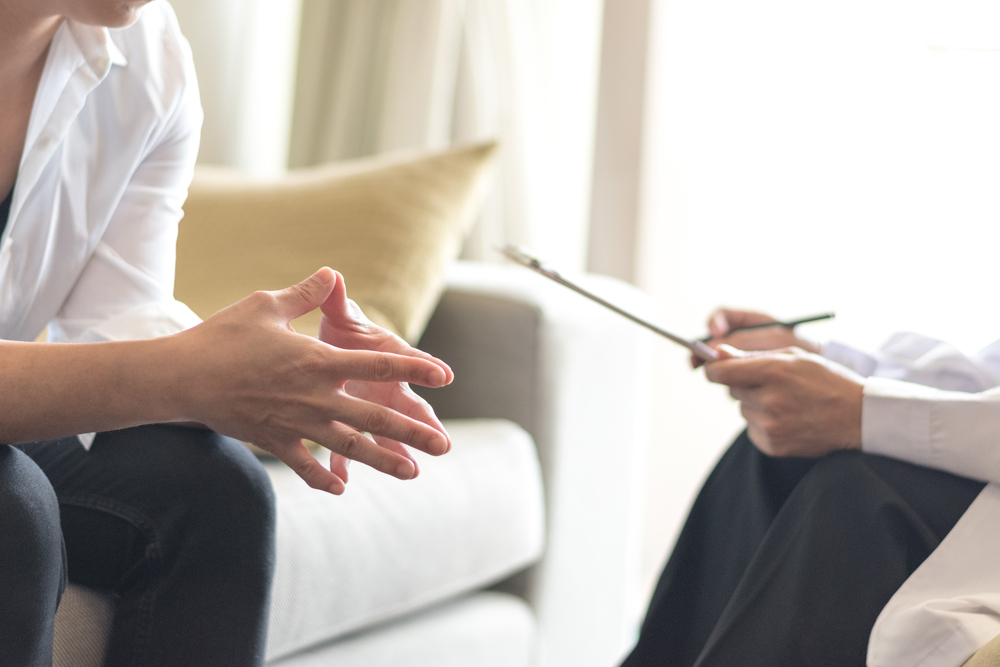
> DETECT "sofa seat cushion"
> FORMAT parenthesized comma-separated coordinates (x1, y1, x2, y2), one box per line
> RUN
(269, 592, 535, 667)
(264, 419, 544, 662)
(53, 585, 114, 667)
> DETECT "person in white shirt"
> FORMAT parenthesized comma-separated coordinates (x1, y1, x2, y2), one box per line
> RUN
(621, 309, 1000, 667)
(0, 1, 454, 665)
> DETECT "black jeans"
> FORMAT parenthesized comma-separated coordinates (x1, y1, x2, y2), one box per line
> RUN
(0, 425, 276, 667)
(622, 431, 986, 667)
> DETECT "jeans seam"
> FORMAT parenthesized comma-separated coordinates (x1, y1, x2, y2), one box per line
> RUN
(58, 494, 162, 667)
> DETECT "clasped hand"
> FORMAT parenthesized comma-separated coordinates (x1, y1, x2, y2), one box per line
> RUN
(698, 309, 863, 457)
(172, 268, 453, 495)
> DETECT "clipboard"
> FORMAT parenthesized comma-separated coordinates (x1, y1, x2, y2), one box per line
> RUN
(498, 244, 719, 362)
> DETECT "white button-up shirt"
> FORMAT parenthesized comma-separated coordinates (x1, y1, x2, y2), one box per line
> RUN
(0, 1, 201, 347)
(823, 336, 1000, 666)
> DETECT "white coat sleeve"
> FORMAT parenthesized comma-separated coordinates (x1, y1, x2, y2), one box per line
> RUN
(822, 335, 1000, 666)
(819, 333, 1000, 482)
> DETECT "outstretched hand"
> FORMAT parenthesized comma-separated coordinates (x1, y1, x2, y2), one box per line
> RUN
(704, 344, 864, 457)
(174, 268, 453, 494)
(317, 272, 454, 482)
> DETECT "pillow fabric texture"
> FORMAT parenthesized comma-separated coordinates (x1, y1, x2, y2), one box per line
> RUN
(175, 141, 498, 342)
(964, 633, 1000, 667)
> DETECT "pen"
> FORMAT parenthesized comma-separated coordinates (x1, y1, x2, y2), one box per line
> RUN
(697, 313, 835, 343)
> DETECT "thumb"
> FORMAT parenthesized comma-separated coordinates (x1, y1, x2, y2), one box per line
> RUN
(319, 270, 350, 320)
(275, 268, 337, 321)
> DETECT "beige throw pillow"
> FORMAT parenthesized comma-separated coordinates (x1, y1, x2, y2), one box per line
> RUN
(176, 141, 498, 342)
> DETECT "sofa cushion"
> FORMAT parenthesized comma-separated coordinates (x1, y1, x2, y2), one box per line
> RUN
(268, 592, 535, 667)
(53, 585, 114, 667)
(964, 632, 1000, 667)
(264, 419, 544, 662)
(176, 141, 497, 343)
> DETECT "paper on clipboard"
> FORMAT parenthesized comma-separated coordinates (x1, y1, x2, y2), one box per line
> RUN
(497, 244, 718, 362)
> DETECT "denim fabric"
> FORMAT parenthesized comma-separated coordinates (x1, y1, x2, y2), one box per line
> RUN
(1, 425, 276, 667)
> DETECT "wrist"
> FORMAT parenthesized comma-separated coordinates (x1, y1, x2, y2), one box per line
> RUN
(140, 332, 199, 424)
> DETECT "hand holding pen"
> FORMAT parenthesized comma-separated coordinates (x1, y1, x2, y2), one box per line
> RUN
(691, 308, 832, 368)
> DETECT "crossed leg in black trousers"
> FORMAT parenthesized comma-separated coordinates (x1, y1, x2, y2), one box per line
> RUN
(621, 431, 985, 667)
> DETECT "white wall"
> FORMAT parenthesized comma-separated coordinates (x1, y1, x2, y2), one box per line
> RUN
(634, 0, 1000, 613)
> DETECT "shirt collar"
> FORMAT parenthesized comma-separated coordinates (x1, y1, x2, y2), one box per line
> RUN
(11, 20, 128, 227)
(65, 20, 129, 79)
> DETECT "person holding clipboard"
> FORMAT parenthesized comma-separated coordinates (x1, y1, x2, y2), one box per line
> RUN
(503, 245, 1000, 667)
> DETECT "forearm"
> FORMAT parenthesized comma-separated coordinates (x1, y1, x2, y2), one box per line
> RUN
(0, 337, 184, 444)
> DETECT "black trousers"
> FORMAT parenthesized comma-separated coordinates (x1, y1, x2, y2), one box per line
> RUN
(0, 425, 276, 667)
(622, 431, 986, 667)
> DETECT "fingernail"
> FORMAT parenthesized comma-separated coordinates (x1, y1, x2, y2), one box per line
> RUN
(397, 460, 415, 479)
(713, 313, 729, 335)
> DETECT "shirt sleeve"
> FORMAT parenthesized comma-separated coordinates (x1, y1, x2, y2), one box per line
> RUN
(48, 35, 203, 343)
(863, 379, 1000, 484)
(822, 334, 1000, 483)
(823, 333, 1000, 392)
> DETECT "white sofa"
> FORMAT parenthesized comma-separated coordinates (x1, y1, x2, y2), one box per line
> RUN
(52, 261, 654, 667)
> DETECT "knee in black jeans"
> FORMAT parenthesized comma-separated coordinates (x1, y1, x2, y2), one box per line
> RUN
(82, 425, 278, 593)
(92, 426, 277, 667)
(0, 445, 66, 667)
(20, 425, 277, 667)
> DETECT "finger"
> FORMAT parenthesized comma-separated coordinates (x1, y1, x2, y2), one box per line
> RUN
(719, 308, 778, 331)
(704, 355, 773, 387)
(387, 346, 454, 385)
(271, 439, 347, 495)
(745, 423, 772, 454)
(318, 272, 381, 336)
(374, 435, 421, 478)
(723, 327, 790, 351)
(324, 349, 448, 387)
(333, 395, 450, 456)
(329, 452, 350, 482)
(391, 385, 452, 452)
(342, 380, 452, 453)
(325, 273, 455, 384)
(273, 268, 337, 322)
(729, 385, 751, 402)
(311, 421, 417, 480)
(716, 344, 747, 359)
(709, 310, 731, 338)
(356, 330, 454, 385)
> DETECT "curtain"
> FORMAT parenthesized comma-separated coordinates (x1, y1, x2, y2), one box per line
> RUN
(289, 0, 604, 267)
(171, 0, 303, 177)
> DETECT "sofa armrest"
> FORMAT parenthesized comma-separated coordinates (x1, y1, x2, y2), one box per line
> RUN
(414, 261, 654, 667)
